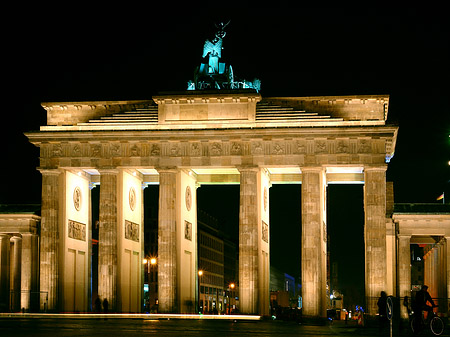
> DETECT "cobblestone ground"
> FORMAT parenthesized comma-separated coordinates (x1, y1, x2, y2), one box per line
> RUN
(0, 317, 448, 336)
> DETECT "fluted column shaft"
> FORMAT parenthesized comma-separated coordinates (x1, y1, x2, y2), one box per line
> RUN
(21, 233, 39, 311)
(98, 170, 118, 311)
(0, 234, 10, 312)
(157, 170, 177, 313)
(10, 236, 22, 312)
(364, 167, 387, 315)
(301, 167, 327, 317)
(40, 169, 61, 311)
(398, 235, 411, 319)
(238, 168, 259, 314)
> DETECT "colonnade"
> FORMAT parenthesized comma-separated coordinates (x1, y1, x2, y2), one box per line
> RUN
(0, 215, 40, 312)
(393, 212, 450, 319)
(35, 164, 389, 317)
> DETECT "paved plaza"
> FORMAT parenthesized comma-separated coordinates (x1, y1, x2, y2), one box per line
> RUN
(0, 316, 448, 336)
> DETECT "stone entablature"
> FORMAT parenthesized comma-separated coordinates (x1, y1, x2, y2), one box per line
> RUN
(0, 214, 40, 235)
(265, 95, 389, 121)
(27, 127, 397, 170)
(154, 91, 260, 124)
(393, 213, 450, 236)
(39, 93, 391, 132)
(42, 100, 152, 126)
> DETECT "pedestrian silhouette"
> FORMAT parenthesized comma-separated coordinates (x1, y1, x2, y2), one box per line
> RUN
(95, 297, 101, 313)
(377, 291, 388, 330)
(103, 298, 109, 314)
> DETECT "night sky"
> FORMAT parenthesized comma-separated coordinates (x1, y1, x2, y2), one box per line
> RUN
(4, 5, 449, 306)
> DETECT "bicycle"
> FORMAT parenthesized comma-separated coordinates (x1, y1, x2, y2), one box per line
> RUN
(410, 307, 444, 335)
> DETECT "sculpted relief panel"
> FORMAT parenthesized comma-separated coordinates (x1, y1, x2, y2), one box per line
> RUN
(38, 136, 388, 169)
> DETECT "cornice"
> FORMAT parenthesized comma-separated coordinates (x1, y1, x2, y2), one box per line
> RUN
(26, 125, 399, 143)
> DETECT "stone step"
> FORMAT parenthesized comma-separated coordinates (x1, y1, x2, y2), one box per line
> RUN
(256, 116, 331, 121)
(87, 119, 157, 123)
(256, 112, 318, 117)
(100, 114, 157, 120)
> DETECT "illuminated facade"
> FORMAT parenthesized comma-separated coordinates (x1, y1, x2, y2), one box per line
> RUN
(24, 91, 400, 316)
(389, 203, 450, 318)
(0, 206, 40, 312)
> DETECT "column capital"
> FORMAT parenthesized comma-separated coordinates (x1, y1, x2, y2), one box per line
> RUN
(9, 235, 22, 242)
(236, 165, 260, 173)
(364, 165, 388, 172)
(38, 168, 62, 176)
(155, 167, 179, 174)
(97, 168, 119, 175)
(300, 166, 325, 173)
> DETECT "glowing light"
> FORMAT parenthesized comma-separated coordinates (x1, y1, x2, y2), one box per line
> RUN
(229, 283, 235, 289)
(143, 258, 148, 264)
(198, 270, 203, 276)
(150, 258, 157, 265)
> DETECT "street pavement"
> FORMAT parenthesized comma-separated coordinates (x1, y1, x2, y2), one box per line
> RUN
(0, 316, 448, 336)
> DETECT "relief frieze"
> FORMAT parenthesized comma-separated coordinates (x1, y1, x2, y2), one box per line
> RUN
(294, 141, 306, 154)
(39, 136, 385, 169)
(230, 142, 242, 155)
(252, 142, 263, 155)
(150, 144, 160, 156)
(210, 142, 222, 156)
(315, 140, 327, 153)
(111, 143, 121, 157)
(68, 219, 86, 241)
(169, 144, 180, 156)
(271, 142, 285, 155)
(130, 144, 140, 156)
(336, 140, 349, 153)
(190, 143, 201, 156)
(184, 220, 192, 241)
(124, 220, 139, 242)
(262, 221, 268, 243)
(72, 144, 82, 157)
(91, 144, 102, 157)
(358, 139, 371, 153)
(52, 144, 63, 157)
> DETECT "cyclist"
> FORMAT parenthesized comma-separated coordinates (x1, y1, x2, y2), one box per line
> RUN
(414, 285, 436, 322)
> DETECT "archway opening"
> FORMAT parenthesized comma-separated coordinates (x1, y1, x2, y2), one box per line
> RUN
(196, 185, 239, 314)
(327, 184, 365, 316)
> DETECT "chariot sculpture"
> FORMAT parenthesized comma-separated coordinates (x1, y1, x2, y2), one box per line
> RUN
(187, 22, 260, 91)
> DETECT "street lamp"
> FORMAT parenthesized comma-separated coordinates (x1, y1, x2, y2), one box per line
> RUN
(228, 283, 235, 314)
(198, 270, 203, 313)
(145, 257, 158, 312)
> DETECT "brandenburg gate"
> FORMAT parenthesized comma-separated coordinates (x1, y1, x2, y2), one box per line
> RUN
(26, 91, 398, 317)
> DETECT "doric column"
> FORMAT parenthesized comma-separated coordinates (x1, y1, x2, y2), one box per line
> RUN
(0, 234, 10, 312)
(10, 236, 22, 312)
(39, 169, 61, 311)
(157, 169, 177, 313)
(446, 237, 450, 315)
(238, 168, 259, 314)
(397, 235, 411, 319)
(364, 166, 387, 315)
(21, 233, 39, 311)
(301, 167, 327, 318)
(98, 169, 118, 311)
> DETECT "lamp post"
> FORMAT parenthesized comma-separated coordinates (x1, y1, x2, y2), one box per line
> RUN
(149, 257, 157, 311)
(198, 270, 203, 314)
(229, 283, 235, 314)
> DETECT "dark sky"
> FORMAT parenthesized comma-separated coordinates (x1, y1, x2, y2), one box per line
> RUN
(4, 5, 449, 304)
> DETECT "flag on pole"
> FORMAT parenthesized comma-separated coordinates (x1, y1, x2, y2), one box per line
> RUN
(437, 193, 444, 201)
